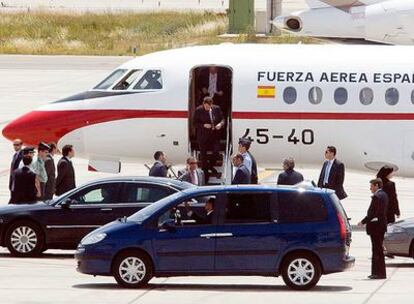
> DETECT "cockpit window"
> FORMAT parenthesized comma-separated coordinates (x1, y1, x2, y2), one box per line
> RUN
(94, 69, 127, 90)
(113, 70, 142, 90)
(133, 70, 163, 90)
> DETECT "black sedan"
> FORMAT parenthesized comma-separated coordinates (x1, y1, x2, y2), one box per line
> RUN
(0, 177, 193, 257)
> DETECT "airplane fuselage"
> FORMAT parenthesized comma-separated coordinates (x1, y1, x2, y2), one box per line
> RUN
(3, 44, 414, 176)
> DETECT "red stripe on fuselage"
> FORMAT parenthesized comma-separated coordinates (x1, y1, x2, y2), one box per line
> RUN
(3, 109, 414, 146)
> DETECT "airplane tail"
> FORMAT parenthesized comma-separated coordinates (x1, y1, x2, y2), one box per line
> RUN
(305, 0, 365, 9)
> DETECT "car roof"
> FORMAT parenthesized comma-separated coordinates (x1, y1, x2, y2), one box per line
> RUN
(79, 176, 194, 189)
(179, 182, 335, 196)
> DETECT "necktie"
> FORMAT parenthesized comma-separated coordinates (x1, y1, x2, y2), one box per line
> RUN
(209, 109, 215, 129)
(191, 171, 196, 185)
(324, 161, 331, 184)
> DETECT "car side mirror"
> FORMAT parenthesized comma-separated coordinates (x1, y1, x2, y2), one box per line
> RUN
(61, 199, 73, 209)
(161, 219, 176, 232)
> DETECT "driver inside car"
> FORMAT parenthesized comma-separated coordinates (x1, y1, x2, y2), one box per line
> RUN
(185, 197, 215, 225)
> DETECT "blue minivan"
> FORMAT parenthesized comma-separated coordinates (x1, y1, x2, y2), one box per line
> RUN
(75, 184, 354, 290)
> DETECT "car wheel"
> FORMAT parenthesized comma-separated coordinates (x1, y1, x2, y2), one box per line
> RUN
(112, 251, 153, 288)
(281, 253, 321, 290)
(5, 220, 45, 257)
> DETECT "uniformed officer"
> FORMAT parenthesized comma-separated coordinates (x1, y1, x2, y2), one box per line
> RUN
(358, 178, 389, 280)
(31, 142, 50, 200)
(238, 137, 258, 184)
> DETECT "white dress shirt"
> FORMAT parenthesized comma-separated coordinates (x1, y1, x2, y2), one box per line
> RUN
(208, 72, 218, 97)
(323, 159, 334, 185)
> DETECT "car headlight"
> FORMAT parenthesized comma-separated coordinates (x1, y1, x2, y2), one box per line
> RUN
(387, 225, 405, 234)
(81, 233, 107, 245)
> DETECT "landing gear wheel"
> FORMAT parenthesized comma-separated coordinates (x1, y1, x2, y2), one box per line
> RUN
(5, 221, 45, 257)
(112, 251, 153, 288)
(281, 253, 321, 290)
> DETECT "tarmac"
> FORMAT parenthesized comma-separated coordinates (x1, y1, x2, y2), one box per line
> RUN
(0, 55, 413, 303)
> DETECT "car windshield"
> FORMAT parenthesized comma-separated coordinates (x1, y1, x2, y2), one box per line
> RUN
(128, 191, 183, 223)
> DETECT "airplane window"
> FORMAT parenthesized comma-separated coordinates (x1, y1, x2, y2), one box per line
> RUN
(283, 87, 297, 104)
(94, 69, 127, 90)
(334, 87, 348, 105)
(385, 88, 399, 105)
(112, 70, 142, 90)
(411, 90, 414, 104)
(360, 87, 374, 105)
(133, 70, 163, 90)
(308, 87, 322, 104)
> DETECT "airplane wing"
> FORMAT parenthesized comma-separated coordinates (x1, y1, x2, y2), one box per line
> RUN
(304, 0, 384, 9)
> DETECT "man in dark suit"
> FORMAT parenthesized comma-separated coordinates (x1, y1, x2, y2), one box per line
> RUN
(56, 145, 76, 196)
(277, 157, 304, 186)
(198, 66, 231, 115)
(8, 139, 23, 200)
(178, 157, 205, 186)
(358, 178, 389, 279)
(232, 154, 251, 184)
(194, 97, 225, 182)
(10, 155, 38, 204)
(149, 151, 168, 177)
(317, 146, 347, 200)
(186, 197, 215, 224)
(44, 143, 57, 200)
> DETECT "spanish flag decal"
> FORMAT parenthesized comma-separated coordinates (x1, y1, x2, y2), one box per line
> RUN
(257, 85, 275, 98)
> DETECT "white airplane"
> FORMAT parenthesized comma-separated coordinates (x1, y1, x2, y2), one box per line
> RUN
(273, 0, 414, 45)
(3, 44, 414, 181)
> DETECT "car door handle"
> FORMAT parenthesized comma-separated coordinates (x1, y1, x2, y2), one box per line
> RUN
(200, 233, 233, 239)
(215, 233, 233, 238)
(100, 208, 113, 212)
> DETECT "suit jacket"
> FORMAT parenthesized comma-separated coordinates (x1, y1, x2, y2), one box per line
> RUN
(382, 179, 400, 223)
(44, 154, 56, 200)
(248, 151, 258, 184)
(178, 169, 205, 186)
(190, 210, 214, 225)
(232, 164, 251, 185)
(10, 167, 37, 204)
(9, 150, 23, 191)
(149, 161, 168, 177)
(317, 159, 347, 200)
(277, 169, 304, 186)
(194, 105, 224, 144)
(56, 157, 76, 196)
(361, 189, 389, 235)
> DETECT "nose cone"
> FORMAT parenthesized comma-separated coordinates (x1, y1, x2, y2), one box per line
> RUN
(2, 111, 61, 146)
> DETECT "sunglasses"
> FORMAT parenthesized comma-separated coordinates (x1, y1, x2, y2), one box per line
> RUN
(13, 143, 22, 146)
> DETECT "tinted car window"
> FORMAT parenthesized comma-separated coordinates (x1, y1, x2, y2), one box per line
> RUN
(122, 183, 174, 203)
(158, 195, 216, 227)
(225, 193, 273, 223)
(277, 192, 327, 223)
(69, 183, 121, 205)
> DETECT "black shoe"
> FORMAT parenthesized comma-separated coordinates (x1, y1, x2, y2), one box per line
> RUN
(368, 275, 386, 280)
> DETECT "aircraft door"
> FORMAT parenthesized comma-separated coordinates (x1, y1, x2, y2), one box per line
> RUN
(189, 66, 233, 185)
